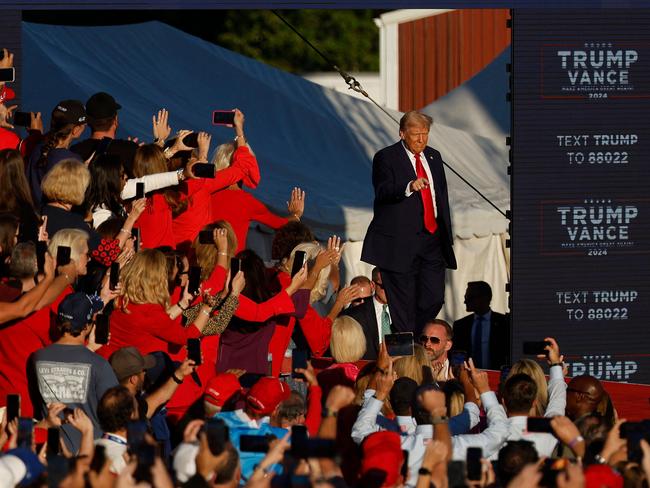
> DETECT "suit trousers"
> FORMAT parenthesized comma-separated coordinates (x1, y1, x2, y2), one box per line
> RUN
(380, 230, 446, 335)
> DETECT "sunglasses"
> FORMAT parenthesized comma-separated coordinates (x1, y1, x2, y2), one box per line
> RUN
(419, 335, 441, 345)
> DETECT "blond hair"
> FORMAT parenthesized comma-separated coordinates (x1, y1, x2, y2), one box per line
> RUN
(211, 141, 255, 171)
(286, 242, 330, 303)
(507, 359, 548, 416)
(330, 316, 366, 364)
(399, 111, 433, 131)
(193, 221, 238, 281)
(48, 228, 89, 262)
(41, 159, 90, 205)
(394, 344, 431, 384)
(119, 249, 170, 311)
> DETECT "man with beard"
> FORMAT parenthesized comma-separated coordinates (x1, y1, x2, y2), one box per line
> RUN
(109, 346, 195, 460)
(419, 319, 453, 381)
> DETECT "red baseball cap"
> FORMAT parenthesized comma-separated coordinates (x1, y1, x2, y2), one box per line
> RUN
(204, 373, 243, 408)
(360, 431, 404, 488)
(0, 85, 15, 104)
(246, 377, 291, 416)
(584, 464, 623, 488)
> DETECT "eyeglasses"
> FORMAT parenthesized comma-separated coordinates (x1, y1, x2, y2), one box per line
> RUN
(373, 281, 384, 289)
(419, 335, 441, 345)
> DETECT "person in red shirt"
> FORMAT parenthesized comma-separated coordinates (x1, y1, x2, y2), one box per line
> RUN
(96, 248, 213, 360)
(209, 110, 306, 253)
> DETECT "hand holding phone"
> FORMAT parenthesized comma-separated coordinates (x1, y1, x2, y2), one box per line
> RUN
(109, 262, 120, 291)
(522, 341, 551, 356)
(291, 250, 306, 278)
(291, 349, 309, 379)
(135, 182, 145, 199)
(466, 447, 482, 481)
(212, 110, 236, 127)
(192, 163, 215, 179)
(187, 338, 202, 366)
(56, 246, 71, 268)
(384, 332, 415, 357)
(188, 266, 201, 295)
(204, 418, 229, 455)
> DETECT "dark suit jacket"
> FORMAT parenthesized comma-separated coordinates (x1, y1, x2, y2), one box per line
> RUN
(361, 141, 456, 273)
(341, 299, 382, 360)
(452, 311, 510, 370)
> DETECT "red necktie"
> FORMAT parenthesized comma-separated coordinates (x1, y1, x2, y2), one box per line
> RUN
(415, 153, 438, 234)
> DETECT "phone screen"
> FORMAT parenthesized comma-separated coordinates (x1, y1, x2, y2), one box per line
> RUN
(131, 228, 140, 253)
(522, 341, 550, 356)
(291, 250, 306, 278)
(450, 350, 468, 367)
(187, 338, 202, 365)
(212, 110, 236, 126)
(198, 230, 213, 244)
(292, 349, 309, 379)
(192, 163, 215, 179)
(0, 67, 15, 83)
(239, 435, 271, 453)
(12, 111, 31, 127)
(182, 132, 199, 148)
(56, 246, 71, 267)
(47, 427, 61, 458)
(7, 394, 20, 422)
(36, 241, 48, 274)
(94, 314, 110, 345)
(205, 418, 229, 455)
(109, 262, 120, 290)
(230, 258, 241, 276)
(384, 332, 415, 356)
(527, 417, 554, 433)
(188, 266, 201, 295)
(17, 418, 33, 448)
(135, 182, 145, 199)
(466, 447, 482, 481)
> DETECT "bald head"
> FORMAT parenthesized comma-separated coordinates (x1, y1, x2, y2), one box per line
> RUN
(566, 375, 605, 420)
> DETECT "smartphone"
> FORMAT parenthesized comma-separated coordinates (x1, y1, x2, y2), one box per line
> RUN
(522, 341, 551, 356)
(47, 427, 61, 458)
(182, 132, 199, 148)
(188, 266, 201, 295)
(230, 257, 241, 277)
(126, 420, 148, 454)
(56, 246, 71, 267)
(135, 182, 145, 199)
(187, 338, 202, 366)
(212, 110, 236, 127)
(466, 447, 482, 481)
(447, 460, 466, 488)
(291, 250, 306, 278)
(131, 228, 140, 253)
(527, 417, 554, 433)
(94, 313, 110, 345)
(239, 434, 272, 453)
(198, 230, 214, 244)
(205, 418, 229, 455)
(0, 67, 15, 83)
(292, 349, 309, 379)
(109, 262, 120, 291)
(12, 111, 32, 127)
(36, 241, 48, 275)
(450, 350, 468, 367)
(192, 163, 216, 179)
(6, 394, 20, 422)
(134, 444, 155, 484)
(17, 417, 33, 448)
(384, 332, 415, 357)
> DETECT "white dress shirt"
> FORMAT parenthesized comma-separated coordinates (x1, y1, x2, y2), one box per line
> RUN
(401, 142, 438, 217)
(373, 296, 390, 343)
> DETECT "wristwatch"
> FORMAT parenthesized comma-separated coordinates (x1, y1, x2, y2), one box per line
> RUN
(323, 408, 338, 418)
(418, 467, 432, 476)
(431, 416, 449, 425)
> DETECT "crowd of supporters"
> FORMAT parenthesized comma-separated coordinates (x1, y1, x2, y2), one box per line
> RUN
(0, 48, 649, 488)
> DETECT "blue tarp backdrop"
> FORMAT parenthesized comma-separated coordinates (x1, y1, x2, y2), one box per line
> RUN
(22, 20, 398, 240)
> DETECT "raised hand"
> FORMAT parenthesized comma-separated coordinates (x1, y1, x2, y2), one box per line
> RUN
(197, 131, 211, 161)
(152, 108, 171, 143)
(287, 187, 305, 219)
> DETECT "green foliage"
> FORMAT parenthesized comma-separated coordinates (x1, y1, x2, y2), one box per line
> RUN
(209, 10, 380, 73)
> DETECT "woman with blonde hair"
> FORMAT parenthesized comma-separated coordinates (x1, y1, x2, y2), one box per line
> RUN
(393, 344, 434, 385)
(42, 159, 133, 268)
(96, 248, 213, 359)
(318, 316, 367, 399)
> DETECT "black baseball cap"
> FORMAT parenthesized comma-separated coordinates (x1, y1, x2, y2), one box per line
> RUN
(56, 292, 104, 332)
(86, 92, 122, 119)
(52, 100, 86, 125)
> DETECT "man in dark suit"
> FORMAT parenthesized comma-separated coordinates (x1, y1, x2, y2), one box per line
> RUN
(341, 268, 392, 360)
(361, 111, 456, 335)
(452, 281, 510, 370)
